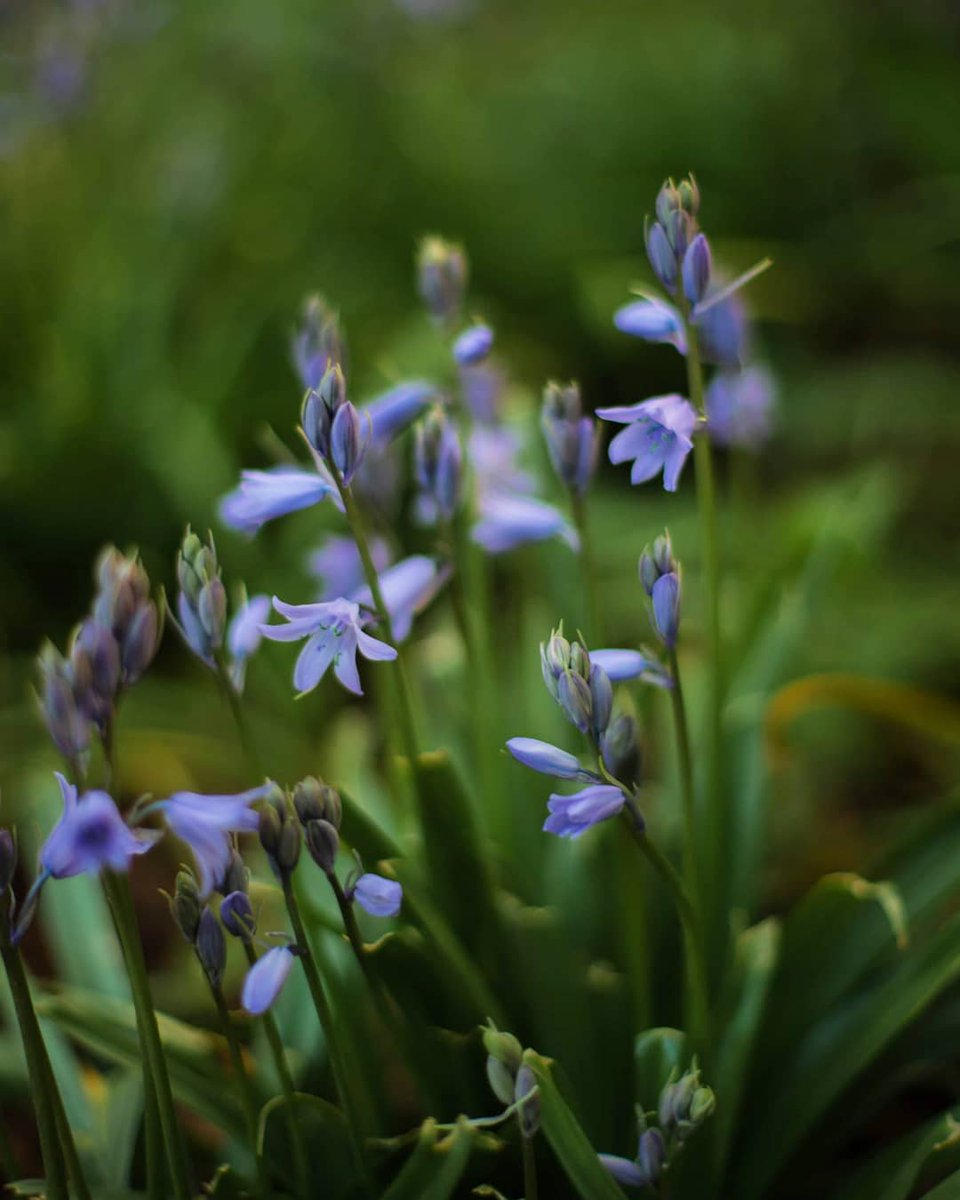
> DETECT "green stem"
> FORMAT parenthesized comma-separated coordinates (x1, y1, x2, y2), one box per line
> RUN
(142, 1077, 165, 1200)
(666, 649, 703, 923)
(102, 872, 192, 1200)
(571, 492, 602, 643)
(521, 1131, 539, 1200)
(214, 655, 264, 779)
(282, 877, 369, 1183)
(0, 923, 69, 1200)
(208, 978, 270, 1198)
(242, 940, 310, 1200)
(49, 1060, 93, 1200)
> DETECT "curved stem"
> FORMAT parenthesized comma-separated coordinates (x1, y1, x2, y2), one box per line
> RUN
(572, 492, 602, 643)
(282, 878, 369, 1183)
(0, 926, 70, 1200)
(102, 872, 192, 1200)
(241, 940, 309, 1200)
(521, 1131, 539, 1200)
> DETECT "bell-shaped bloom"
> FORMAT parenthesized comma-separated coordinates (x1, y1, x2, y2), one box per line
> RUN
(705, 365, 775, 448)
(598, 1155, 647, 1188)
(158, 785, 273, 897)
(242, 946, 295, 1015)
(693, 290, 746, 367)
(597, 395, 698, 492)
(614, 297, 687, 353)
(543, 784, 625, 838)
(652, 573, 681, 648)
(227, 593, 271, 691)
(590, 648, 673, 690)
(308, 535, 392, 602)
(506, 737, 597, 781)
(470, 426, 537, 497)
(459, 362, 506, 424)
(292, 295, 343, 391)
(354, 556, 450, 642)
(472, 493, 578, 555)
(452, 324, 494, 366)
(41, 774, 156, 880)
(261, 597, 396, 696)
(219, 466, 343, 536)
(352, 873, 402, 918)
(363, 380, 436, 448)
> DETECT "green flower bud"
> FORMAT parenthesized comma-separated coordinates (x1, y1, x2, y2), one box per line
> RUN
(171, 868, 202, 943)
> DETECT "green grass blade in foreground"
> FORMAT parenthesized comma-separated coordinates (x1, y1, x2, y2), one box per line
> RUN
(381, 1118, 480, 1200)
(833, 1110, 960, 1200)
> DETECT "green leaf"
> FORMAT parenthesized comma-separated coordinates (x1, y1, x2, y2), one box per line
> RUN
(835, 1110, 960, 1200)
(922, 1166, 960, 1199)
(523, 1050, 624, 1200)
(258, 1093, 354, 1194)
(381, 1117, 479, 1200)
(37, 987, 245, 1139)
(634, 1028, 686, 1110)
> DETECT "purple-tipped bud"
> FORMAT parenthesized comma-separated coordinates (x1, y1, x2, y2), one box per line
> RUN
(351, 873, 402, 918)
(646, 221, 677, 293)
(304, 819, 340, 873)
(0, 830, 16, 895)
(541, 382, 599, 496)
(589, 665, 613, 741)
(639, 532, 677, 596)
(415, 409, 463, 524)
(301, 387, 332, 458)
(242, 946, 295, 1015)
(171, 867, 202, 942)
(506, 737, 594, 781)
(599, 1155, 646, 1188)
(452, 324, 494, 366)
(652, 573, 681, 648)
(682, 233, 712, 306)
(557, 671, 593, 735)
(636, 1128, 667, 1186)
(655, 179, 682, 225)
(220, 890, 255, 939)
(539, 628, 571, 697)
(330, 401, 368, 485)
(198, 579, 227, 648)
(217, 849, 249, 897)
(37, 644, 91, 759)
(514, 1064, 540, 1138)
(417, 236, 468, 326)
(196, 907, 226, 988)
(120, 603, 161, 685)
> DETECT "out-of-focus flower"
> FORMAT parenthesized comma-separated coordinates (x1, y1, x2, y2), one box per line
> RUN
(157, 785, 272, 897)
(93, 547, 161, 686)
(589, 648, 670, 688)
(452, 324, 494, 366)
(472, 493, 578, 554)
(470, 426, 536, 497)
(540, 381, 599, 496)
(219, 466, 342, 535)
(599, 1128, 666, 1189)
(614, 296, 687, 353)
(40, 774, 157, 880)
(418, 236, 468, 326)
(37, 643, 91, 760)
(242, 946, 295, 1015)
(363, 380, 437, 448)
(543, 784, 625, 838)
(226, 593, 271, 691)
(597, 395, 698, 492)
(351, 873, 402, 918)
(292, 295, 343, 391)
(308, 536, 391, 602)
(173, 529, 226, 667)
(261, 598, 396, 696)
(354, 556, 450, 642)
(459, 362, 506, 424)
(705, 365, 775, 448)
(415, 409, 463, 525)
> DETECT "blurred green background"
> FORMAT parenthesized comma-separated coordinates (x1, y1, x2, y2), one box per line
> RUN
(2, 0, 960, 889)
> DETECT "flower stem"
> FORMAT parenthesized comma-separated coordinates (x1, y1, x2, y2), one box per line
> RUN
(241, 939, 310, 1200)
(281, 877, 369, 1184)
(0, 918, 70, 1200)
(521, 1132, 539, 1200)
(571, 492, 602, 643)
(102, 871, 192, 1200)
(666, 649, 703, 925)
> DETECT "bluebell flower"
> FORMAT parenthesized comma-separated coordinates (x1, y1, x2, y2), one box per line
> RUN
(614, 296, 687, 353)
(415, 409, 463, 525)
(363, 380, 437, 448)
(470, 426, 536, 497)
(705, 365, 775, 448)
(220, 890, 255, 939)
(93, 547, 161, 686)
(417, 236, 468, 326)
(472, 493, 578, 554)
(307, 535, 392, 602)
(506, 737, 598, 781)
(227, 593, 271, 691)
(242, 946, 295, 1015)
(590, 648, 670, 688)
(40, 774, 157, 880)
(543, 784, 625, 838)
(459, 362, 505, 424)
(599, 1128, 666, 1190)
(196, 907, 227, 987)
(354, 555, 451, 642)
(157, 785, 273, 897)
(219, 466, 342, 535)
(260, 597, 397, 696)
(596, 395, 698, 492)
(652, 573, 681, 648)
(452, 324, 494, 366)
(37, 644, 91, 760)
(172, 529, 227, 667)
(351, 873, 402, 917)
(292, 295, 343, 391)
(540, 382, 600, 496)
(598, 1154, 647, 1189)
(639, 532, 677, 596)
(694, 289, 747, 367)
(70, 619, 121, 727)
(683, 233, 713, 306)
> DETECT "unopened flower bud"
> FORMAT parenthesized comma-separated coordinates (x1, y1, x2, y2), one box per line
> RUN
(220, 890, 255, 939)
(304, 819, 339, 873)
(217, 848, 249, 897)
(71, 620, 121, 713)
(589, 664, 613, 740)
(639, 532, 677, 597)
(452, 324, 494, 367)
(171, 868, 202, 943)
(301, 387, 332, 459)
(292, 776, 341, 827)
(600, 713, 641, 782)
(196, 907, 226, 988)
(119, 602, 160, 685)
(38, 643, 91, 759)
(293, 295, 344, 392)
(636, 1127, 666, 1185)
(482, 1025, 523, 1074)
(646, 221, 677, 293)
(651, 573, 681, 649)
(330, 401, 368, 485)
(678, 175, 700, 216)
(258, 800, 283, 858)
(198, 579, 227, 647)
(415, 409, 463, 524)
(541, 381, 599, 496)
(417, 236, 468, 326)
(514, 1064, 540, 1138)
(557, 670, 593, 734)
(486, 1055, 516, 1106)
(682, 233, 712, 306)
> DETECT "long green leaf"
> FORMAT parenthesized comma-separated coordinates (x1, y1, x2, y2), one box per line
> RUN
(835, 1110, 960, 1200)
(381, 1118, 479, 1200)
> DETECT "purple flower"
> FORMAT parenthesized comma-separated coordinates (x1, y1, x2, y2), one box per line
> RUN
(227, 594, 271, 662)
(543, 784, 625, 838)
(540, 382, 599, 496)
(459, 363, 506, 424)
(472, 493, 578, 555)
(292, 295, 343, 391)
(352, 873, 402, 917)
(354, 555, 450, 642)
(694, 290, 747, 367)
(598, 1155, 647, 1189)
(40, 774, 156, 880)
(506, 737, 597, 781)
(591, 649, 659, 683)
(452, 324, 494, 366)
(652, 573, 681, 648)
(597, 395, 698, 492)
(363, 381, 437, 448)
(705, 366, 775, 448)
(307, 536, 391, 602)
(219, 467, 342, 536)
(261, 597, 396, 696)
(613, 297, 687, 353)
(683, 233, 712, 306)
(158, 785, 272, 897)
(329, 402, 371, 485)
(415, 410, 462, 525)
(470, 427, 536, 497)
(242, 946, 295, 1015)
